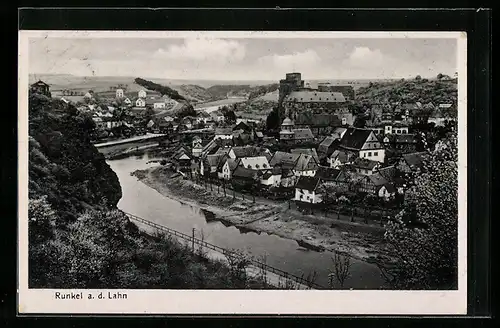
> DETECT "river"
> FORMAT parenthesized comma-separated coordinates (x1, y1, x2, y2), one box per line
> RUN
(107, 153, 386, 289)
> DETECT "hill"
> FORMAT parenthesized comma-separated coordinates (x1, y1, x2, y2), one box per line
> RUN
(176, 84, 214, 103)
(355, 78, 458, 105)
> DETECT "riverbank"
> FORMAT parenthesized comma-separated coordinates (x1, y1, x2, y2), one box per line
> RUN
(132, 166, 396, 267)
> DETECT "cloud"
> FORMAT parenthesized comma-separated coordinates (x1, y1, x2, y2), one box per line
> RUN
(347, 47, 384, 68)
(257, 50, 321, 70)
(152, 38, 246, 64)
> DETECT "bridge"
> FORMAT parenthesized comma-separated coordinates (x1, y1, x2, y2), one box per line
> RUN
(93, 133, 167, 148)
(124, 212, 322, 290)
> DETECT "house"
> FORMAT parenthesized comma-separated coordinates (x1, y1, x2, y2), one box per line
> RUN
(192, 137, 204, 158)
(116, 89, 124, 98)
(30, 80, 51, 97)
(219, 158, 240, 180)
(260, 166, 283, 187)
(318, 136, 339, 158)
(279, 167, 297, 188)
(291, 148, 319, 163)
(332, 127, 348, 140)
(233, 121, 253, 133)
(328, 149, 353, 169)
(351, 158, 381, 176)
(123, 98, 132, 106)
(229, 146, 270, 160)
(269, 151, 301, 169)
(239, 156, 270, 171)
(200, 153, 226, 177)
(357, 172, 396, 200)
(138, 90, 147, 98)
(200, 138, 234, 158)
(315, 166, 349, 192)
(173, 152, 192, 171)
(338, 127, 386, 163)
(293, 128, 315, 143)
(294, 112, 343, 136)
(214, 128, 234, 140)
(397, 152, 427, 174)
(181, 116, 196, 129)
(383, 134, 419, 154)
(293, 153, 319, 177)
(231, 166, 263, 191)
(210, 112, 225, 122)
(294, 176, 323, 204)
(135, 98, 146, 108)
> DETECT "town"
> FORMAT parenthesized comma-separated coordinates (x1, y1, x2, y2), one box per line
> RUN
(30, 71, 456, 224)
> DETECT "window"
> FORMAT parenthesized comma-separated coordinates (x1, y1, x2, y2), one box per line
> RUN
(368, 152, 372, 157)
(306, 196, 310, 200)
(247, 165, 251, 169)
(255, 164, 260, 169)
(263, 163, 267, 168)
(374, 152, 378, 156)
(364, 153, 366, 157)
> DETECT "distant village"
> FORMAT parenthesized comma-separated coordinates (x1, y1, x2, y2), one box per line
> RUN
(29, 71, 456, 216)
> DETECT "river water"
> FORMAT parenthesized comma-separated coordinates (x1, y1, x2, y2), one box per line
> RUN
(107, 153, 386, 289)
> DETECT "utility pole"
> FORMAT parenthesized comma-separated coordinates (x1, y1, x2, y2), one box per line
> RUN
(192, 228, 195, 253)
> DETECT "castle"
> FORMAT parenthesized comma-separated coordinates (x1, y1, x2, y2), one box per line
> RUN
(278, 73, 354, 139)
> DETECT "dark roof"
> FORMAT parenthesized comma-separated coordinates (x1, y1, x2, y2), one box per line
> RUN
(402, 152, 427, 167)
(231, 146, 260, 158)
(294, 154, 318, 171)
(206, 154, 225, 167)
(376, 165, 397, 180)
(318, 136, 336, 153)
(293, 128, 314, 140)
(352, 158, 380, 170)
(367, 173, 388, 186)
(262, 172, 273, 180)
(295, 176, 321, 191)
(31, 80, 49, 87)
(339, 128, 373, 151)
(295, 113, 342, 127)
(233, 121, 252, 132)
(269, 151, 301, 168)
(291, 148, 319, 163)
(215, 128, 233, 135)
(232, 166, 262, 179)
(382, 183, 397, 194)
(330, 149, 351, 163)
(315, 166, 343, 181)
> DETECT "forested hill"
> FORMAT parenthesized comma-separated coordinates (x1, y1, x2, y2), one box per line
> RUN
(135, 77, 186, 101)
(355, 78, 458, 105)
(29, 94, 122, 219)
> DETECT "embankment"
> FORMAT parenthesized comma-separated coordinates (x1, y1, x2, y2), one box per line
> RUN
(132, 166, 396, 266)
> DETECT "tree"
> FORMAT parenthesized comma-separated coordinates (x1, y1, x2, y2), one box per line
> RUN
(328, 251, 352, 288)
(382, 135, 458, 289)
(437, 73, 444, 80)
(223, 109, 237, 125)
(415, 75, 422, 81)
(265, 107, 281, 132)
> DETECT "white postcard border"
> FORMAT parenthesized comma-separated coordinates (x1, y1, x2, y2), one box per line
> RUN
(18, 30, 468, 315)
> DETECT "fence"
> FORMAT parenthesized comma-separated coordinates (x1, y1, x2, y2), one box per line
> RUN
(124, 212, 323, 289)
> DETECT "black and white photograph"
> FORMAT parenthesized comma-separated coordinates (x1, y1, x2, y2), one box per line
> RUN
(18, 30, 467, 314)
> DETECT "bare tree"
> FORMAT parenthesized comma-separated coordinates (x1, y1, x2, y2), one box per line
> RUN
(328, 251, 352, 288)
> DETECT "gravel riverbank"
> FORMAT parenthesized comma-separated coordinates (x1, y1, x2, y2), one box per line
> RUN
(132, 166, 395, 266)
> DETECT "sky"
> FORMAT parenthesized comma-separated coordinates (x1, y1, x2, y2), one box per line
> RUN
(28, 37, 458, 81)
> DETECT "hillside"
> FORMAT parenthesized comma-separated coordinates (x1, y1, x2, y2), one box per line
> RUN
(355, 78, 458, 105)
(176, 84, 213, 103)
(27, 93, 267, 289)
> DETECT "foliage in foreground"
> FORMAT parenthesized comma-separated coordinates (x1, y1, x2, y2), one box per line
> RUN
(383, 134, 458, 289)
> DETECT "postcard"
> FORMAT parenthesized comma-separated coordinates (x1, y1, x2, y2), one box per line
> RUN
(18, 30, 467, 315)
